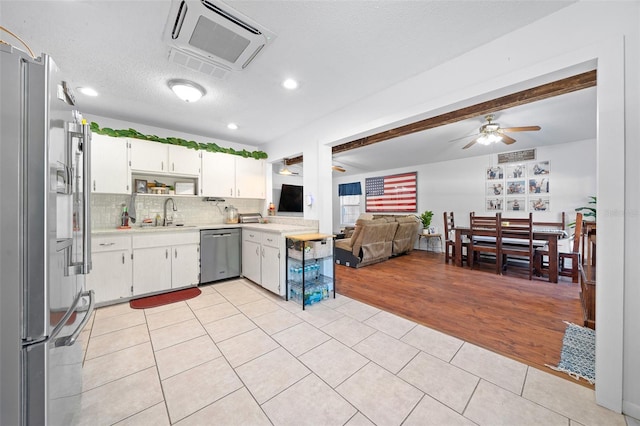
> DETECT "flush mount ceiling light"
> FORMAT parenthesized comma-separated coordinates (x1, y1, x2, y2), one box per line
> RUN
(282, 78, 299, 90)
(168, 79, 206, 102)
(77, 87, 98, 96)
(227, 123, 238, 130)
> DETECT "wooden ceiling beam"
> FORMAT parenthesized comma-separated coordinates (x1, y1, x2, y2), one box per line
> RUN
(331, 70, 596, 155)
(285, 155, 304, 165)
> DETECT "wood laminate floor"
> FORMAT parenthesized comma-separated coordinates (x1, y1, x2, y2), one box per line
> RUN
(335, 249, 586, 385)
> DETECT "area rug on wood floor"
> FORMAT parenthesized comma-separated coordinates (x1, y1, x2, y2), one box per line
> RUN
(129, 287, 201, 309)
(546, 321, 596, 384)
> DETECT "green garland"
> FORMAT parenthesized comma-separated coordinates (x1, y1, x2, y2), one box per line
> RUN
(90, 122, 268, 160)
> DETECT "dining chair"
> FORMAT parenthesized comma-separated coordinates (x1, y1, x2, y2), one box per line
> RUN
(468, 212, 502, 274)
(443, 211, 469, 264)
(534, 212, 583, 283)
(501, 213, 534, 280)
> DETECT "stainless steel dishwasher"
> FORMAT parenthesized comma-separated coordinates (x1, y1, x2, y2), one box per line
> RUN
(200, 228, 241, 283)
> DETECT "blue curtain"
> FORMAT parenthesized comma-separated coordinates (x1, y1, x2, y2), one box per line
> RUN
(338, 182, 362, 196)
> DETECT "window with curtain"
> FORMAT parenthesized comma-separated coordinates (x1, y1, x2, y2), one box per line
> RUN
(339, 182, 362, 226)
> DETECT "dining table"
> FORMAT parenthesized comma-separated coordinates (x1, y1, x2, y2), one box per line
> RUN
(453, 226, 567, 283)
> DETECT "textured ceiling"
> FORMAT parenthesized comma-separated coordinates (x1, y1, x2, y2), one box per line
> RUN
(1, 1, 577, 151)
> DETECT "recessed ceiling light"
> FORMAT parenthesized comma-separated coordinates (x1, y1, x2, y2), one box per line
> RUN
(168, 79, 206, 103)
(282, 78, 299, 90)
(78, 87, 98, 96)
(227, 123, 238, 130)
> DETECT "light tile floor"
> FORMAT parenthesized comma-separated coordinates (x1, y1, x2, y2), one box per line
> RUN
(75, 278, 632, 426)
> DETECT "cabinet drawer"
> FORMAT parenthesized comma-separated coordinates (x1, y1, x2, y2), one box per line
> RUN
(132, 231, 199, 249)
(92, 235, 132, 253)
(243, 229, 262, 243)
(261, 232, 280, 248)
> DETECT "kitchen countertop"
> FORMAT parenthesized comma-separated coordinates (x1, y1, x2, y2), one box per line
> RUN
(93, 223, 316, 236)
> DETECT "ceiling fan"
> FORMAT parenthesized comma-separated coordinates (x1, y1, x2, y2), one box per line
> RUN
(332, 165, 346, 172)
(461, 114, 541, 150)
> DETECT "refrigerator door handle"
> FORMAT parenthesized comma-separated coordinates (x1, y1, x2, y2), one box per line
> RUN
(54, 290, 95, 348)
(81, 121, 92, 274)
(66, 121, 92, 275)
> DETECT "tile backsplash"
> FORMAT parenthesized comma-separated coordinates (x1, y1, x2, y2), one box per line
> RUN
(91, 194, 264, 230)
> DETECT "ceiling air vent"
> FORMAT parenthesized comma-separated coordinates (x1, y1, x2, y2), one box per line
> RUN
(163, 0, 276, 71)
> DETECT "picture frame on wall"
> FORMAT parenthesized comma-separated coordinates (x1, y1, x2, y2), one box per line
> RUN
(135, 179, 147, 194)
(506, 164, 526, 179)
(486, 166, 504, 180)
(530, 197, 550, 211)
(486, 182, 503, 196)
(528, 177, 549, 194)
(529, 161, 550, 176)
(506, 197, 526, 211)
(486, 197, 504, 211)
(506, 180, 526, 195)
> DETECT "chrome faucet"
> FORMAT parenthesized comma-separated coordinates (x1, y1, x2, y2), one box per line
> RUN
(163, 198, 177, 226)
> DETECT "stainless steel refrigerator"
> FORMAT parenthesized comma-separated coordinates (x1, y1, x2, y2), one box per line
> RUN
(1, 44, 94, 425)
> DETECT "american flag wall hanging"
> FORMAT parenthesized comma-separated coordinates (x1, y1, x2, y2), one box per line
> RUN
(365, 172, 417, 212)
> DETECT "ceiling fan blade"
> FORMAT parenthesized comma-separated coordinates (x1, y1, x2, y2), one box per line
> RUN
(501, 134, 516, 145)
(462, 139, 478, 150)
(332, 165, 346, 172)
(449, 132, 480, 143)
(500, 126, 541, 132)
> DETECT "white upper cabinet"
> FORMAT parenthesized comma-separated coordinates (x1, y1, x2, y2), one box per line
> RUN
(129, 139, 199, 176)
(168, 145, 200, 176)
(201, 152, 265, 199)
(236, 157, 265, 199)
(201, 151, 236, 197)
(91, 134, 130, 194)
(129, 139, 167, 173)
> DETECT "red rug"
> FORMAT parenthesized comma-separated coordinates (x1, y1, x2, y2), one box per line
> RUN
(129, 287, 202, 309)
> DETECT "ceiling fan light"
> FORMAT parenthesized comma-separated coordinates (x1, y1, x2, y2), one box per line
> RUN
(477, 132, 503, 145)
(279, 166, 293, 175)
(168, 79, 206, 102)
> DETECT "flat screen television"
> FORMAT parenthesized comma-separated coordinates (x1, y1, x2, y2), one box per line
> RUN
(278, 184, 303, 213)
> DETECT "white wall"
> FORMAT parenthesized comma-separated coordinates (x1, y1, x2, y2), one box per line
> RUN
(333, 139, 596, 240)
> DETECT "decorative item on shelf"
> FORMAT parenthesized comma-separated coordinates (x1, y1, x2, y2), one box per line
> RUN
(268, 202, 276, 216)
(420, 210, 434, 234)
(175, 182, 194, 195)
(135, 179, 147, 194)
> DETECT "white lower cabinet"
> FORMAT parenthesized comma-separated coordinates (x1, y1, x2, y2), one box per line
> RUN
(242, 237, 262, 284)
(132, 246, 172, 295)
(171, 243, 200, 288)
(242, 229, 283, 295)
(132, 231, 200, 296)
(86, 235, 132, 304)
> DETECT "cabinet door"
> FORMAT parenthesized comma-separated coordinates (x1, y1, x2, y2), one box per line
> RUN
(169, 145, 200, 176)
(261, 245, 281, 295)
(132, 247, 172, 296)
(85, 250, 132, 304)
(201, 152, 236, 197)
(129, 139, 168, 173)
(235, 157, 265, 199)
(171, 243, 200, 288)
(242, 239, 261, 284)
(91, 134, 130, 194)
